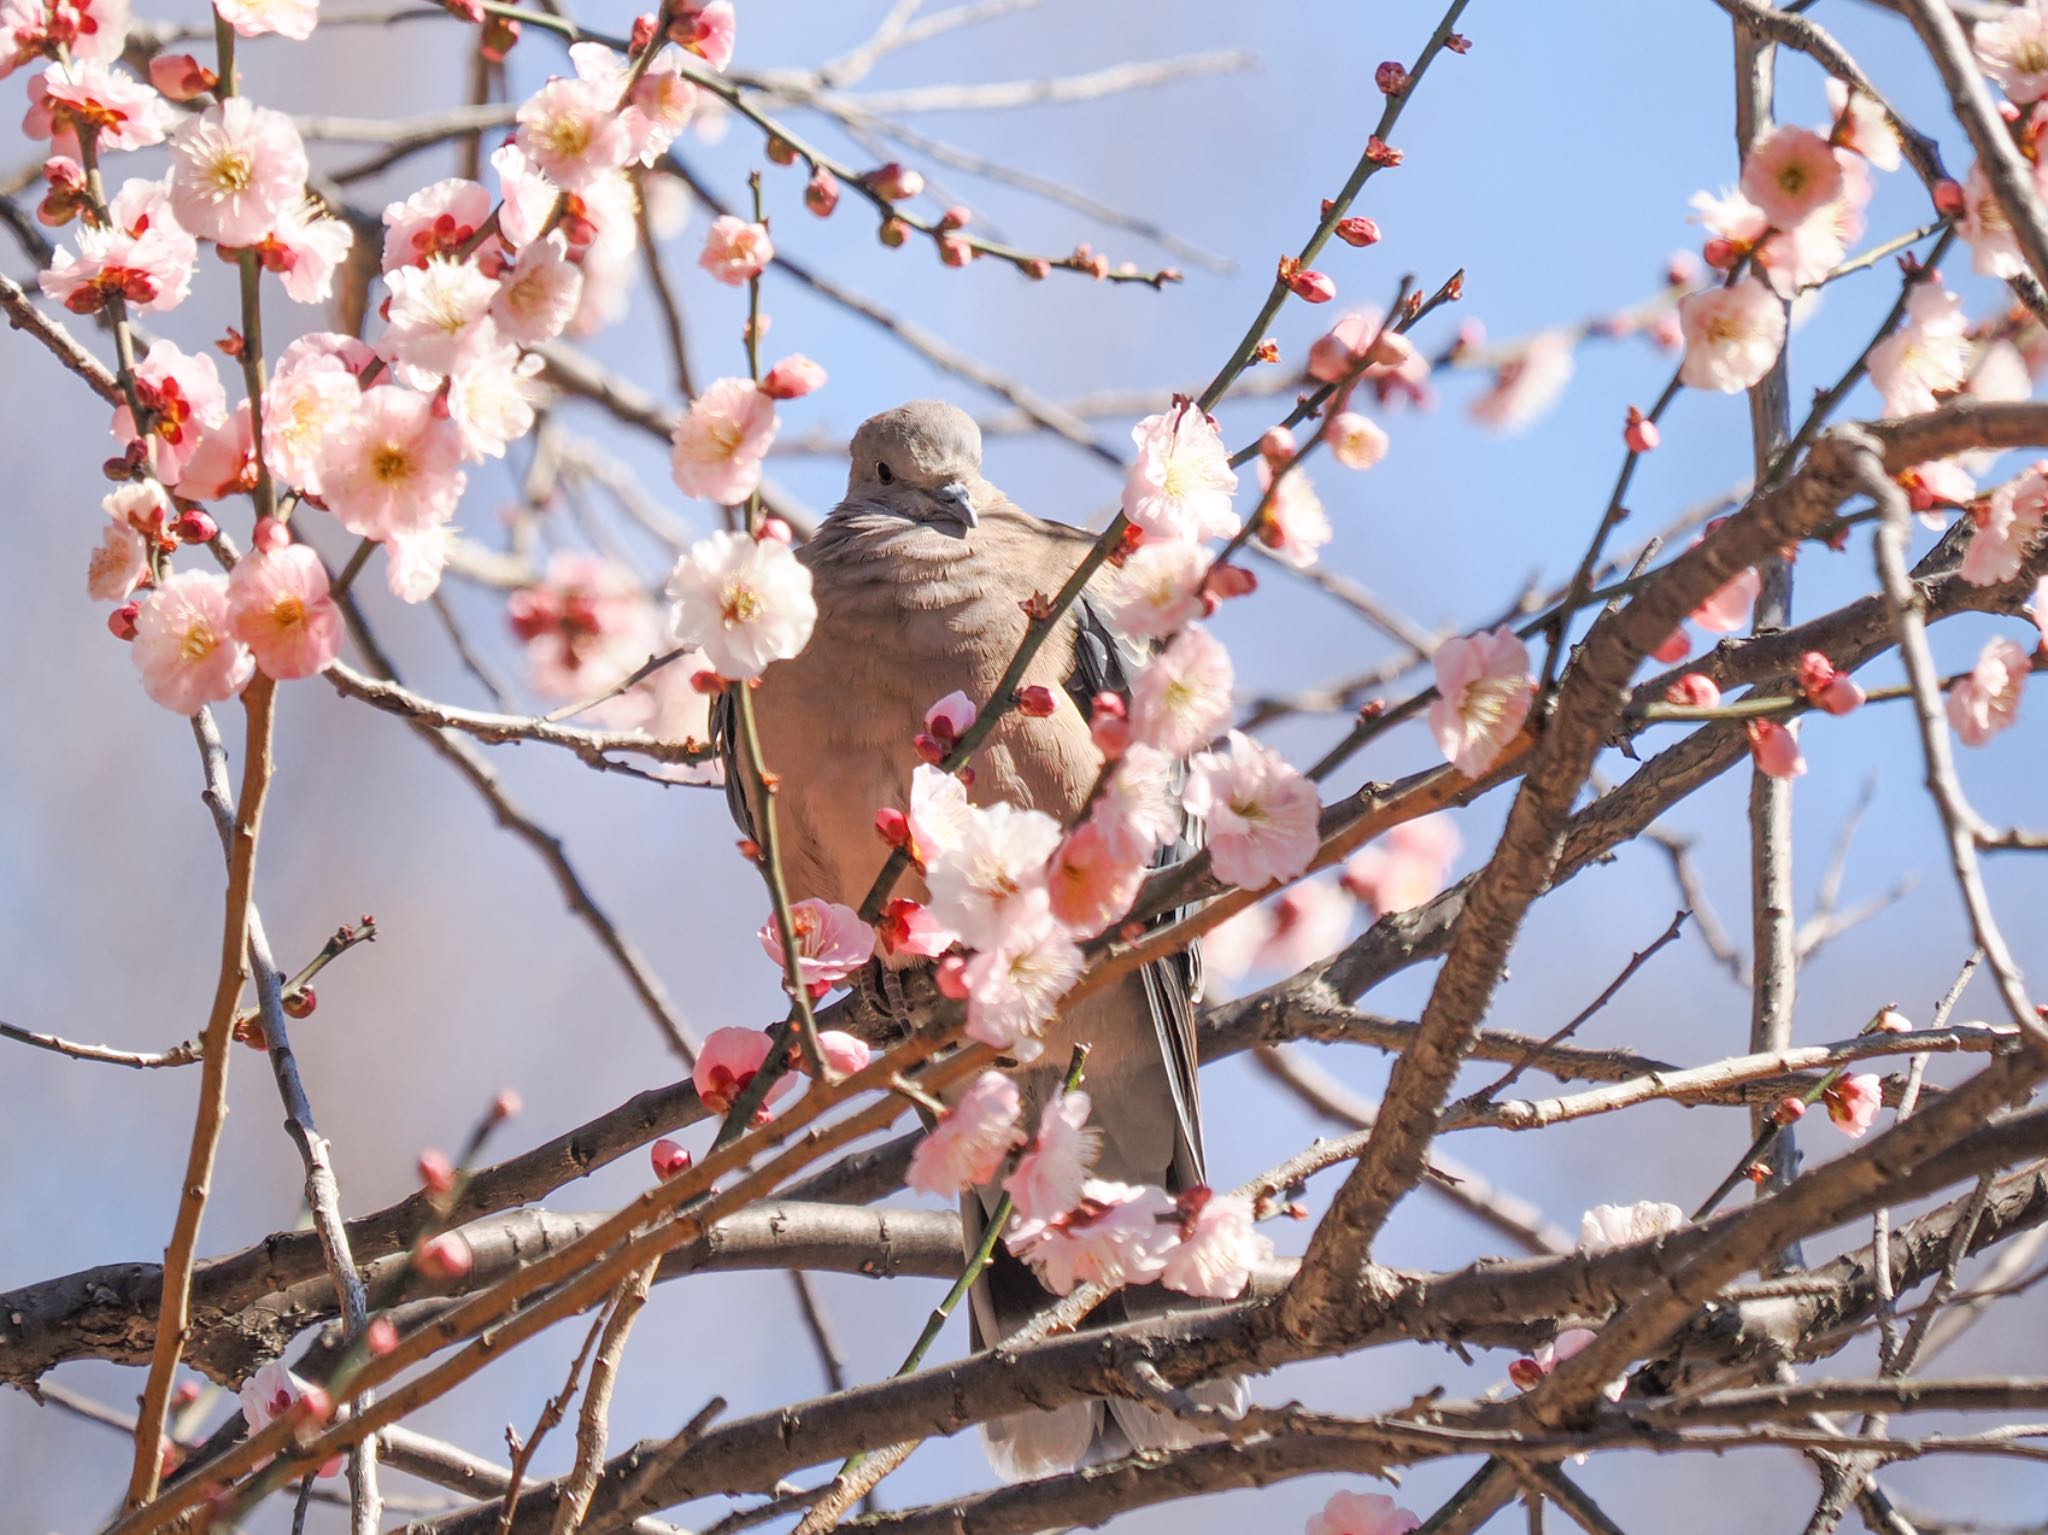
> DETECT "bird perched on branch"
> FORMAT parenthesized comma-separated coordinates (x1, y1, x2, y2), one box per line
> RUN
(716, 399, 1237, 1477)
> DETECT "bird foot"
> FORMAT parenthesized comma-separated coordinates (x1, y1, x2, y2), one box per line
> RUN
(859, 958, 916, 1040)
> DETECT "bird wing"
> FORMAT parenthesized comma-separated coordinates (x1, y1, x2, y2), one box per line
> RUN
(1066, 593, 1208, 1190)
(709, 686, 753, 846)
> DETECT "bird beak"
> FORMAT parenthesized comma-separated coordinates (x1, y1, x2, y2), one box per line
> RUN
(928, 480, 977, 533)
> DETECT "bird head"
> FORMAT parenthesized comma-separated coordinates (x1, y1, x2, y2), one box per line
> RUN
(845, 400, 985, 537)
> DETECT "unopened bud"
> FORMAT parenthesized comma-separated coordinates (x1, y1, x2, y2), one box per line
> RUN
(1021, 258, 1050, 280)
(415, 1232, 473, 1282)
(1874, 1007, 1913, 1034)
(878, 217, 910, 248)
(1624, 405, 1659, 455)
(764, 136, 797, 166)
(176, 508, 218, 545)
(1702, 235, 1740, 271)
(1253, 338, 1281, 364)
(172, 1379, 203, 1409)
(1771, 1095, 1807, 1126)
(935, 954, 971, 1000)
(418, 1147, 456, 1194)
(938, 205, 970, 231)
(650, 1138, 693, 1180)
(489, 1089, 522, 1123)
(282, 985, 316, 1019)
(939, 233, 973, 267)
(760, 356, 825, 400)
(804, 168, 840, 217)
(148, 52, 217, 101)
(1365, 135, 1403, 167)
(1374, 60, 1410, 95)
(1259, 425, 1296, 464)
(1334, 216, 1381, 247)
(1507, 1357, 1545, 1391)
(1933, 179, 1967, 217)
(108, 602, 140, 641)
(864, 162, 924, 202)
(1014, 685, 1057, 718)
(874, 806, 910, 848)
(1288, 269, 1336, 303)
(366, 1316, 400, 1356)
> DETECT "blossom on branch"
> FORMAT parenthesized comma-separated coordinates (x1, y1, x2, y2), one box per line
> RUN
(1677, 276, 1785, 393)
(166, 98, 308, 246)
(1428, 626, 1533, 777)
(1183, 730, 1320, 891)
(131, 569, 254, 714)
(906, 1070, 1021, 1195)
(670, 377, 778, 505)
(1947, 635, 2031, 746)
(1124, 405, 1239, 543)
(758, 898, 874, 996)
(664, 528, 816, 680)
(1003, 1089, 1100, 1221)
(1128, 624, 1234, 756)
(227, 531, 341, 681)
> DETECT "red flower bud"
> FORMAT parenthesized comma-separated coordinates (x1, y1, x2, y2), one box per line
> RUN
(1702, 236, 1740, 271)
(1624, 405, 1659, 455)
(1365, 135, 1403, 167)
(765, 136, 798, 166)
(148, 53, 217, 102)
(939, 233, 973, 267)
(760, 356, 826, 400)
(416, 1232, 473, 1281)
(875, 806, 911, 848)
(864, 162, 924, 202)
(108, 602, 140, 641)
(1374, 60, 1410, 95)
(1334, 216, 1381, 247)
(489, 1089, 522, 1123)
(804, 168, 840, 217)
(650, 1138, 693, 1180)
(1288, 269, 1337, 303)
(282, 985, 315, 1019)
(176, 508, 218, 545)
(878, 217, 910, 248)
(418, 1147, 456, 1194)
(1014, 685, 1057, 718)
(366, 1316, 400, 1356)
(939, 205, 971, 231)
(1021, 258, 1051, 280)
(1933, 178, 1967, 217)
(1259, 425, 1296, 464)
(1252, 338, 1281, 364)
(690, 670, 726, 694)
(756, 515, 794, 544)
(1771, 1095, 1807, 1126)
(1507, 1357, 1545, 1391)
(172, 1379, 203, 1409)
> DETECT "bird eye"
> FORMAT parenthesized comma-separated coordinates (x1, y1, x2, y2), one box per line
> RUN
(877, 462, 894, 485)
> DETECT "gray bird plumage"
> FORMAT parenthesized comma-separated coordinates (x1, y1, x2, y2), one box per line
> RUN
(713, 401, 1238, 1477)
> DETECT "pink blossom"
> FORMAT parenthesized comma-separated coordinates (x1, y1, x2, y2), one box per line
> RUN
(1663, 672, 1722, 709)
(1159, 1189, 1272, 1299)
(676, 0, 734, 71)
(492, 230, 583, 345)
(254, 198, 352, 305)
(1254, 461, 1331, 568)
(113, 339, 228, 483)
(380, 177, 492, 271)
(166, 98, 307, 247)
(761, 355, 826, 400)
(1093, 743, 1181, 862)
(1305, 1491, 1419, 1535)
(1826, 79, 1901, 172)
(1102, 538, 1208, 640)
(1962, 474, 2048, 586)
(379, 255, 501, 383)
(516, 74, 633, 190)
(1242, 880, 1354, 971)
(691, 1026, 792, 1116)
(228, 536, 341, 680)
(1678, 276, 1786, 393)
(1199, 903, 1273, 987)
(173, 400, 255, 503)
(1002, 1090, 1100, 1220)
(664, 528, 816, 680)
(759, 898, 875, 996)
(670, 378, 778, 505)
(316, 385, 467, 541)
(1740, 125, 1844, 227)
(1429, 626, 1533, 777)
(491, 144, 559, 252)
(131, 570, 254, 714)
(906, 1071, 1021, 1196)
(1307, 307, 1418, 385)
(384, 524, 452, 604)
(1825, 1072, 1883, 1137)
(1947, 635, 2031, 746)
(812, 1030, 870, 1078)
(567, 41, 691, 165)
(1045, 821, 1145, 937)
(239, 1362, 343, 1478)
(1183, 730, 1320, 890)
(215, 0, 316, 39)
(1128, 624, 1234, 756)
(963, 897, 1084, 1060)
(447, 344, 544, 461)
(2, 0, 129, 78)
(1959, 159, 2048, 280)
(86, 494, 151, 602)
(263, 341, 362, 495)
(1509, 1328, 1625, 1402)
(1467, 330, 1574, 433)
(876, 898, 954, 960)
(926, 802, 1062, 951)
(1798, 653, 1865, 716)
(39, 174, 193, 315)
(1579, 1200, 1684, 1251)
(1974, 0, 2048, 103)
(699, 214, 773, 285)
(1691, 555, 1762, 633)
(1328, 410, 1388, 471)
(1753, 152, 1870, 297)
(1006, 1180, 1176, 1294)
(25, 59, 166, 153)
(1746, 719, 1807, 780)
(1124, 405, 1240, 543)
(1341, 813, 1460, 919)
(904, 762, 974, 866)
(508, 551, 654, 704)
(1868, 282, 1970, 418)
(924, 689, 977, 743)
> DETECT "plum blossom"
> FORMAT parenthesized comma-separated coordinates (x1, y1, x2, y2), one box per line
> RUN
(380, 255, 501, 382)
(1429, 626, 1533, 776)
(114, 339, 228, 483)
(1962, 474, 2048, 586)
(1124, 405, 1239, 543)
(2, 0, 129, 77)
(1254, 461, 1331, 568)
(567, 41, 692, 164)
(25, 59, 166, 153)
(676, 0, 735, 70)
(923, 690, 977, 747)
(262, 339, 363, 495)
(253, 199, 352, 304)
(759, 898, 875, 996)
(39, 175, 194, 315)
(1974, 0, 2048, 104)
(761, 355, 826, 400)
(1006, 1180, 1176, 1294)
(239, 1362, 343, 1478)
(671, 378, 778, 505)
(1678, 276, 1786, 392)
(166, 98, 307, 246)
(877, 898, 954, 961)
(1959, 160, 2048, 280)
(516, 74, 633, 190)
(664, 529, 816, 680)
(1044, 821, 1145, 936)
(131, 569, 254, 714)
(699, 214, 773, 285)
(905, 1071, 1021, 1195)
(1341, 813, 1461, 918)
(491, 144, 559, 252)
(1467, 331, 1574, 433)
(1183, 730, 1320, 890)
(904, 762, 974, 866)
(1827, 79, 1901, 172)
(1579, 1200, 1685, 1251)
(1869, 282, 1970, 418)
(316, 385, 467, 542)
(1825, 1072, 1883, 1137)
(925, 802, 1062, 950)
(1128, 624, 1233, 756)
(1328, 410, 1389, 471)
(447, 344, 544, 461)
(1102, 538, 1208, 640)
(1747, 718, 1807, 779)
(385, 522, 453, 603)
(1160, 1190, 1271, 1299)
(86, 490, 153, 602)
(492, 230, 583, 345)
(1306, 1491, 1419, 1535)
(215, 0, 316, 39)
(381, 177, 491, 271)
(1740, 125, 1844, 227)
(507, 551, 652, 703)
(1093, 743, 1181, 862)
(1947, 635, 2031, 746)
(1003, 1090, 1100, 1220)
(227, 532, 341, 680)
(1798, 652, 1865, 716)
(1308, 307, 1420, 389)
(963, 897, 1084, 1059)
(692, 1026, 792, 1115)
(813, 1030, 870, 1078)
